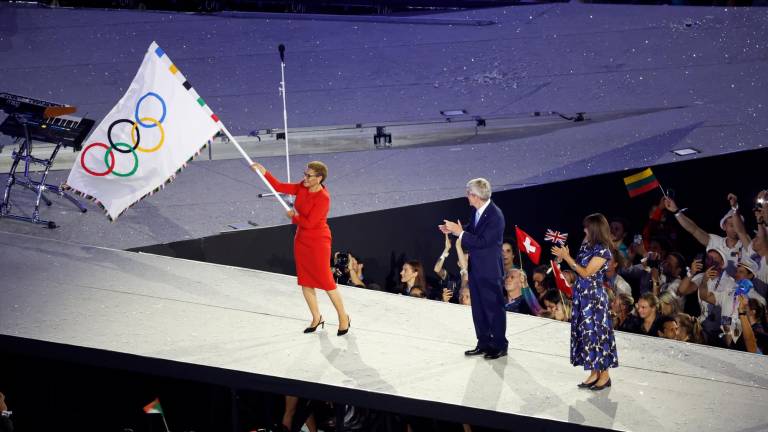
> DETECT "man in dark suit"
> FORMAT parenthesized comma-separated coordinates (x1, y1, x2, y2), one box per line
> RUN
(440, 178, 508, 359)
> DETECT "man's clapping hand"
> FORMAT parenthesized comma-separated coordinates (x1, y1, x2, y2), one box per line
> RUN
(439, 219, 463, 236)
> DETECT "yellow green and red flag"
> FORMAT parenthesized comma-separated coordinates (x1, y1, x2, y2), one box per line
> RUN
(623, 168, 660, 198)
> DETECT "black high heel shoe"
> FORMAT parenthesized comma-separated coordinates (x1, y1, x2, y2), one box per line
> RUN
(590, 378, 612, 391)
(303, 316, 324, 334)
(337, 315, 351, 336)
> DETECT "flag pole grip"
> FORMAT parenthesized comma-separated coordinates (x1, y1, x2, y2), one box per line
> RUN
(217, 125, 291, 212)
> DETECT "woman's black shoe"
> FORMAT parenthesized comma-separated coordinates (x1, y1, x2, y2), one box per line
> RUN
(304, 316, 324, 333)
(337, 315, 351, 336)
(577, 377, 599, 388)
(590, 379, 612, 391)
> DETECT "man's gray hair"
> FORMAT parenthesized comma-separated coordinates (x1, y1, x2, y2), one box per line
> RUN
(466, 178, 492, 200)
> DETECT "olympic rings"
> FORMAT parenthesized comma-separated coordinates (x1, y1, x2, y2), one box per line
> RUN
(81, 142, 115, 177)
(132, 117, 164, 153)
(104, 142, 139, 177)
(108, 119, 140, 153)
(81, 91, 169, 177)
(135, 92, 166, 128)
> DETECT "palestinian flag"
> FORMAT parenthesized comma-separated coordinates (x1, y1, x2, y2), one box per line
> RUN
(623, 168, 660, 198)
(143, 398, 163, 415)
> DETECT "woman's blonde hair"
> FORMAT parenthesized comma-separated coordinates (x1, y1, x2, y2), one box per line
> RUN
(307, 161, 328, 184)
(659, 291, 681, 316)
(675, 313, 704, 344)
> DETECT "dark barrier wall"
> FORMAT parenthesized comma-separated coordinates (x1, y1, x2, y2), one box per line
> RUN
(134, 148, 768, 291)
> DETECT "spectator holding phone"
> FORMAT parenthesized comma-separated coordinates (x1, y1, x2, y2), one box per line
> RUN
(435, 234, 461, 302)
(619, 237, 666, 299)
(736, 191, 768, 297)
(439, 236, 470, 303)
(697, 255, 765, 348)
(679, 249, 740, 345)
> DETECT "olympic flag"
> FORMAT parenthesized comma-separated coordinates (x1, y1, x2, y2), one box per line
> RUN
(65, 41, 221, 221)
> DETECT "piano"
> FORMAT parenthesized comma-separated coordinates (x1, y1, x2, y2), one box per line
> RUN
(0, 91, 94, 228)
(0, 92, 95, 151)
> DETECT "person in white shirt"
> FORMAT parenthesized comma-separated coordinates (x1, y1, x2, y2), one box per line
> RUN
(664, 195, 742, 277)
(732, 190, 768, 295)
(735, 260, 768, 299)
(699, 268, 765, 348)
(678, 248, 736, 344)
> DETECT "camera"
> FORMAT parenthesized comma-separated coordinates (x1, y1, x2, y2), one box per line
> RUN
(334, 251, 350, 270)
(755, 195, 766, 212)
(333, 252, 351, 283)
(646, 251, 660, 269)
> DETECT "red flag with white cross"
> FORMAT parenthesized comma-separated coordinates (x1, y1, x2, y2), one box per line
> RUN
(550, 259, 573, 297)
(515, 226, 542, 265)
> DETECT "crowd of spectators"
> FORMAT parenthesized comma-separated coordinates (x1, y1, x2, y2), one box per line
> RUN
(283, 188, 768, 431)
(336, 189, 768, 356)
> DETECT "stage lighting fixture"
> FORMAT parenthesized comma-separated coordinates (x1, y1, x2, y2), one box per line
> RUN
(671, 148, 701, 156)
(441, 109, 467, 117)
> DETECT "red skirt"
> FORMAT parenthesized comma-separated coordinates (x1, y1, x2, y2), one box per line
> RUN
(294, 226, 336, 291)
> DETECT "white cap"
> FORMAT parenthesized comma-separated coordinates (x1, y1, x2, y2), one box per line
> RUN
(720, 209, 745, 231)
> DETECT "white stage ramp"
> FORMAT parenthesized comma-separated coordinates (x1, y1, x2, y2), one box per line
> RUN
(1, 230, 767, 432)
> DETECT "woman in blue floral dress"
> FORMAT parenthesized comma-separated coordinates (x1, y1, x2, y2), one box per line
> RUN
(551, 213, 618, 391)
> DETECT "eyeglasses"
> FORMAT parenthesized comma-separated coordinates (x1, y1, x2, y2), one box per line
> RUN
(303, 172, 320, 179)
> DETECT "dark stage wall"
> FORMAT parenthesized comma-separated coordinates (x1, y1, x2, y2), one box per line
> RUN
(133, 148, 768, 291)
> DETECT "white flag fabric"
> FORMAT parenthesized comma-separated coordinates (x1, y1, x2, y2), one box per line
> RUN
(65, 41, 220, 221)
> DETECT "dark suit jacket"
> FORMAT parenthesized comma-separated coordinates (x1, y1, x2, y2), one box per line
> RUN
(461, 201, 505, 281)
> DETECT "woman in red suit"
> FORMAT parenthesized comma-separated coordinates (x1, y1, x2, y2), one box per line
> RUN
(251, 161, 350, 336)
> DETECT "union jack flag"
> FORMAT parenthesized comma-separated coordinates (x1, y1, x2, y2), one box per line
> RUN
(544, 229, 568, 245)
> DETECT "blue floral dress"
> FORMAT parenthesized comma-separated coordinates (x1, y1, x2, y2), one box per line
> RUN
(571, 242, 619, 370)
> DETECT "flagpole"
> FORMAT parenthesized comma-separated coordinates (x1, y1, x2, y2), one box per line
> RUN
(515, 225, 524, 267)
(278, 44, 291, 183)
(658, 183, 668, 199)
(161, 413, 170, 432)
(217, 124, 291, 212)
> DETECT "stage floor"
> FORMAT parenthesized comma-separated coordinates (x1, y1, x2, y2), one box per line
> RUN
(2, 231, 767, 431)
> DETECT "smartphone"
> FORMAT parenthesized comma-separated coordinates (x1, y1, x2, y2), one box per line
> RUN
(633, 234, 643, 245)
(692, 253, 705, 274)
